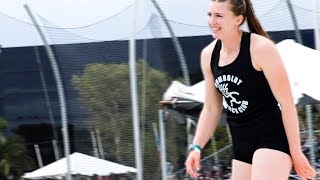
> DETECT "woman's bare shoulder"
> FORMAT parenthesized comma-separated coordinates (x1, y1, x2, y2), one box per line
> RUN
(250, 33, 280, 70)
(201, 39, 219, 62)
(250, 33, 275, 52)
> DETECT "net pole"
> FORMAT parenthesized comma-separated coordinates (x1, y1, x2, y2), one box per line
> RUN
(313, 0, 320, 50)
(90, 130, 99, 158)
(95, 129, 105, 159)
(130, 0, 143, 179)
(24, 5, 71, 180)
(34, 46, 61, 160)
(34, 144, 43, 168)
(150, 0, 190, 86)
(159, 109, 167, 180)
(306, 105, 316, 167)
(286, 0, 303, 44)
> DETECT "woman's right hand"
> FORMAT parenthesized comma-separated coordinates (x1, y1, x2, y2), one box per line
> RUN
(185, 151, 201, 178)
(292, 151, 316, 180)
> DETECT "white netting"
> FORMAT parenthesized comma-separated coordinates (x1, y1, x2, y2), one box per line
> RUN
(0, 0, 319, 179)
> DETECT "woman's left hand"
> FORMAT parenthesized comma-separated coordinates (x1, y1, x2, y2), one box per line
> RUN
(292, 151, 317, 180)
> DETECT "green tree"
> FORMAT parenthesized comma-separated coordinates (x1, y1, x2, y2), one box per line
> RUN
(72, 60, 170, 179)
(0, 117, 7, 145)
(0, 117, 34, 179)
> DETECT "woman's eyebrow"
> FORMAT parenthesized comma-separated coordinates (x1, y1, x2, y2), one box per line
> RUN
(211, 12, 224, 16)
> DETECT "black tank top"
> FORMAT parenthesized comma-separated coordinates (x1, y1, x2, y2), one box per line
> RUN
(211, 32, 280, 126)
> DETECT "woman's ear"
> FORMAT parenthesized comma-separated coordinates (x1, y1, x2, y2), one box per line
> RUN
(235, 15, 244, 26)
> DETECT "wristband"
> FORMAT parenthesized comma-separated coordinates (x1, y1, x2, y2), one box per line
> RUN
(189, 144, 202, 153)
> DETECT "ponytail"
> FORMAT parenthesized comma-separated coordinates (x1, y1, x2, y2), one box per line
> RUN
(212, 0, 269, 38)
(243, 0, 269, 38)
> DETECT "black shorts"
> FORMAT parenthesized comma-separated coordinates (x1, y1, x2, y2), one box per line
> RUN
(231, 132, 290, 164)
(228, 108, 291, 164)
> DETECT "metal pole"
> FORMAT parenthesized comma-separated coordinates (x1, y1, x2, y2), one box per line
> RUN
(24, 5, 71, 180)
(186, 117, 197, 151)
(226, 124, 232, 144)
(34, 46, 61, 160)
(52, 140, 60, 160)
(313, 0, 320, 50)
(152, 123, 160, 152)
(286, 0, 303, 44)
(34, 144, 43, 168)
(159, 109, 167, 180)
(306, 105, 316, 167)
(211, 136, 219, 165)
(130, 1, 143, 179)
(95, 129, 105, 159)
(90, 130, 99, 158)
(150, 0, 191, 86)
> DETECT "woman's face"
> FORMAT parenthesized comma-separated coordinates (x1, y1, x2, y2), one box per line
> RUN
(208, 1, 243, 39)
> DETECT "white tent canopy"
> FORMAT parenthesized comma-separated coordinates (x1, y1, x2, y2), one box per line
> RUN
(22, 152, 137, 179)
(276, 39, 320, 102)
(163, 80, 205, 103)
(163, 39, 320, 104)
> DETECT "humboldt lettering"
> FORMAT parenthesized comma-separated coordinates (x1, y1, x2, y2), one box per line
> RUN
(215, 74, 243, 88)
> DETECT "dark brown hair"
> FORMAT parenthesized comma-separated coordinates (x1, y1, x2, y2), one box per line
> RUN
(212, 0, 269, 38)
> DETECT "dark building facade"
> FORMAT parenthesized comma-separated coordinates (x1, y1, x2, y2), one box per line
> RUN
(0, 29, 315, 167)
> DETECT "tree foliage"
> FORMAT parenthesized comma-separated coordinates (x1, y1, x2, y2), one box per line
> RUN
(72, 60, 170, 179)
(0, 117, 34, 179)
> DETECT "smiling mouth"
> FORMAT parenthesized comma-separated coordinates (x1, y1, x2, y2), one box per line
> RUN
(211, 27, 221, 32)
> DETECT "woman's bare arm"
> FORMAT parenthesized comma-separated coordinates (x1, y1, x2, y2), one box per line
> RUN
(192, 40, 223, 148)
(250, 34, 301, 153)
(251, 34, 316, 179)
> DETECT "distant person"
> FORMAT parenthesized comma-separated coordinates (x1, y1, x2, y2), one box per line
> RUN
(185, 0, 316, 179)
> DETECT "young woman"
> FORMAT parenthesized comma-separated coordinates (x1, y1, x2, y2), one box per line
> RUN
(185, 0, 317, 179)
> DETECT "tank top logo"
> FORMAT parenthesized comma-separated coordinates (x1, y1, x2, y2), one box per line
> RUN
(215, 74, 248, 114)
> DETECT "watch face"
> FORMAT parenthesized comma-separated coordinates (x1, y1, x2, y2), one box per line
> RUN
(189, 147, 201, 153)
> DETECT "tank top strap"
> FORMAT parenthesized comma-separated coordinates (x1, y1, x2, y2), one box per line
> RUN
(239, 32, 258, 73)
(242, 31, 251, 48)
(239, 32, 252, 68)
(210, 39, 221, 75)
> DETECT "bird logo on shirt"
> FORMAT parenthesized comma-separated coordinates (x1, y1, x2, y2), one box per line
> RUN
(215, 74, 249, 114)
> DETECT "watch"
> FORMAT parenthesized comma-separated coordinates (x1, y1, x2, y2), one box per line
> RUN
(189, 144, 202, 153)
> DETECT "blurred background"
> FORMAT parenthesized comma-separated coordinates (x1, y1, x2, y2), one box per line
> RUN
(0, 0, 319, 179)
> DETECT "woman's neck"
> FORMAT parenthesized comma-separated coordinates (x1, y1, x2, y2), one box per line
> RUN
(221, 30, 243, 54)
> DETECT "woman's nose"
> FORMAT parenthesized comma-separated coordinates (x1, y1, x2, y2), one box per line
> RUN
(209, 17, 216, 26)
